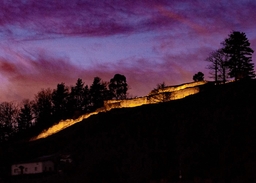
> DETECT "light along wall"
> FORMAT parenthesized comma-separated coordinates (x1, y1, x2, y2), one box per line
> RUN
(31, 81, 207, 141)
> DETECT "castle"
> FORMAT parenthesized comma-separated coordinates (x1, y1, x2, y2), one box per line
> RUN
(32, 81, 207, 140)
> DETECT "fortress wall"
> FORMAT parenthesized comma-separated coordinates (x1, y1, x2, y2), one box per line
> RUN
(149, 81, 207, 95)
(104, 82, 203, 110)
(103, 102, 122, 111)
(32, 81, 206, 140)
(170, 87, 200, 100)
(119, 97, 148, 108)
(147, 92, 172, 103)
(104, 97, 148, 109)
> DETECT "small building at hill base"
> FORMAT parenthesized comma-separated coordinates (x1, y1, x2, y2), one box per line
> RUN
(11, 155, 55, 176)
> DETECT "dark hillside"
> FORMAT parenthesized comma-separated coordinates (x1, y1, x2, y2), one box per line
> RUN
(3, 80, 256, 183)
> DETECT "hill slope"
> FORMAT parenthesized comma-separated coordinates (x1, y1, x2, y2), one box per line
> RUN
(3, 80, 256, 183)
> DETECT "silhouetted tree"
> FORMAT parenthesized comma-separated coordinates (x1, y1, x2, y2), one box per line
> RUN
(222, 31, 255, 80)
(70, 78, 84, 111)
(52, 82, 69, 121)
(193, 72, 204, 82)
(17, 99, 33, 132)
(90, 77, 109, 111)
(33, 88, 53, 130)
(82, 84, 91, 113)
(149, 82, 170, 103)
(206, 49, 229, 84)
(67, 79, 91, 118)
(156, 82, 166, 90)
(109, 74, 128, 100)
(0, 102, 18, 142)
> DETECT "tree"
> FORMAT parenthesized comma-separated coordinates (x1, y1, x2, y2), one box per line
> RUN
(67, 79, 91, 118)
(109, 74, 128, 100)
(206, 49, 229, 84)
(155, 82, 166, 90)
(70, 78, 85, 111)
(151, 82, 170, 102)
(193, 72, 204, 82)
(33, 88, 53, 130)
(0, 102, 18, 142)
(222, 31, 255, 80)
(52, 83, 69, 121)
(90, 77, 109, 111)
(17, 100, 33, 132)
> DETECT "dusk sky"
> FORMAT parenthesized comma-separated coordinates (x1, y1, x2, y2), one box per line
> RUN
(0, 0, 256, 102)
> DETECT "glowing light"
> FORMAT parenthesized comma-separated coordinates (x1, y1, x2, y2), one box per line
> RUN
(31, 81, 206, 141)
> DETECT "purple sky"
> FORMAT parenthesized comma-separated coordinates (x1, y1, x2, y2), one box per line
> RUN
(0, 0, 256, 102)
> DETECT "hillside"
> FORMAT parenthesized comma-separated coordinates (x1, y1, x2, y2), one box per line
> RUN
(2, 79, 256, 183)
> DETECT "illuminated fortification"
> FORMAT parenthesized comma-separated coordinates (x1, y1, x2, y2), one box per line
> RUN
(32, 81, 207, 140)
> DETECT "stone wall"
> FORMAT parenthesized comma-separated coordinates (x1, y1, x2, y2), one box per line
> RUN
(32, 81, 206, 140)
(104, 81, 206, 109)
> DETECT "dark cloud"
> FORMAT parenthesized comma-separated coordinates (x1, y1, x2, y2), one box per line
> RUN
(0, 0, 254, 39)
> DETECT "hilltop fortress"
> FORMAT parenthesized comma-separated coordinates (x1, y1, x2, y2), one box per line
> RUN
(32, 81, 208, 140)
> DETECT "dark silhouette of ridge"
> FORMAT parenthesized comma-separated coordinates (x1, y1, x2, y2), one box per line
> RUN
(2, 79, 256, 183)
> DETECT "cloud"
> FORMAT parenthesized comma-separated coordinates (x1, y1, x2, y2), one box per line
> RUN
(0, 0, 256, 102)
(0, 0, 254, 40)
(0, 52, 85, 102)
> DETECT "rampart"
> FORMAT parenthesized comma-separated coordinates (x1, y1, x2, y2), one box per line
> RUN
(104, 81, 206, 109)
(32, 81, 207, 140)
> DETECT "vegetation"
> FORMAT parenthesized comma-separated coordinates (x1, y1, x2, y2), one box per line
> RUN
(109, 74, 128, 100)
(0, 30, 255, 182)
(0, 74, 129, 143)
(193, 72, 204, 82)
(206, 31, 255, 83)
(206, 49, 229, 83)
(2, 80, 256, 183)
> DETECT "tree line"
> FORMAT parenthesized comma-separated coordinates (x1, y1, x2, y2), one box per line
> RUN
(193, 31, 255, 83)
(0, 74, 128, 143)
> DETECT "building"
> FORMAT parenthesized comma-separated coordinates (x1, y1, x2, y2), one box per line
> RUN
(11, 155, 55, 176)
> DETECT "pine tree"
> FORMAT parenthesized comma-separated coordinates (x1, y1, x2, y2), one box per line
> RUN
(90, 77, 109, 111)
(17, 100, 33, 132)
(222, 31, 255, 80)
(52, 83, 69, 121)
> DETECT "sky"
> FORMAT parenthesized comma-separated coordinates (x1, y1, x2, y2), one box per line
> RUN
(0, 0, 256, 103)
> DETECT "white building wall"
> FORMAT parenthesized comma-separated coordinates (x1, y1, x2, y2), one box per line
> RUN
(11, 162, 43, 175)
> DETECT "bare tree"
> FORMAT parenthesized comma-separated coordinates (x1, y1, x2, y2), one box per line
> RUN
(0, 102, 19, 142)
(206, 49, 229, 84)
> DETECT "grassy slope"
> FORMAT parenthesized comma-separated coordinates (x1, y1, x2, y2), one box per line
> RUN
(3, 80, 256, 183)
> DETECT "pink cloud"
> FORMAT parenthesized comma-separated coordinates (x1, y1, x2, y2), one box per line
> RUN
(0, 0, 256, 102)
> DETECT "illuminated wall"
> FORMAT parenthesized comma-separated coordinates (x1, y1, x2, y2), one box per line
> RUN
(104, 81, 205, 108)
(31, 81, 206, 140)
(149, 80, 206, 95)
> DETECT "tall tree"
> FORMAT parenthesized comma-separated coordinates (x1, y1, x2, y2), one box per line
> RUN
(206, 49, 229, 84)
(109, 74, 128, 100)
(222, 31, 255, 80)
(70, 78, 84, 111)
(17, 99, 33, 132)
(33, 88, 53, 130)
(67, 79, 91, 118)
(82, 84, 91, 113)
(90, 77, 109, 111)
(52, 83, 69, 121)
(0, 102, 18, 142)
